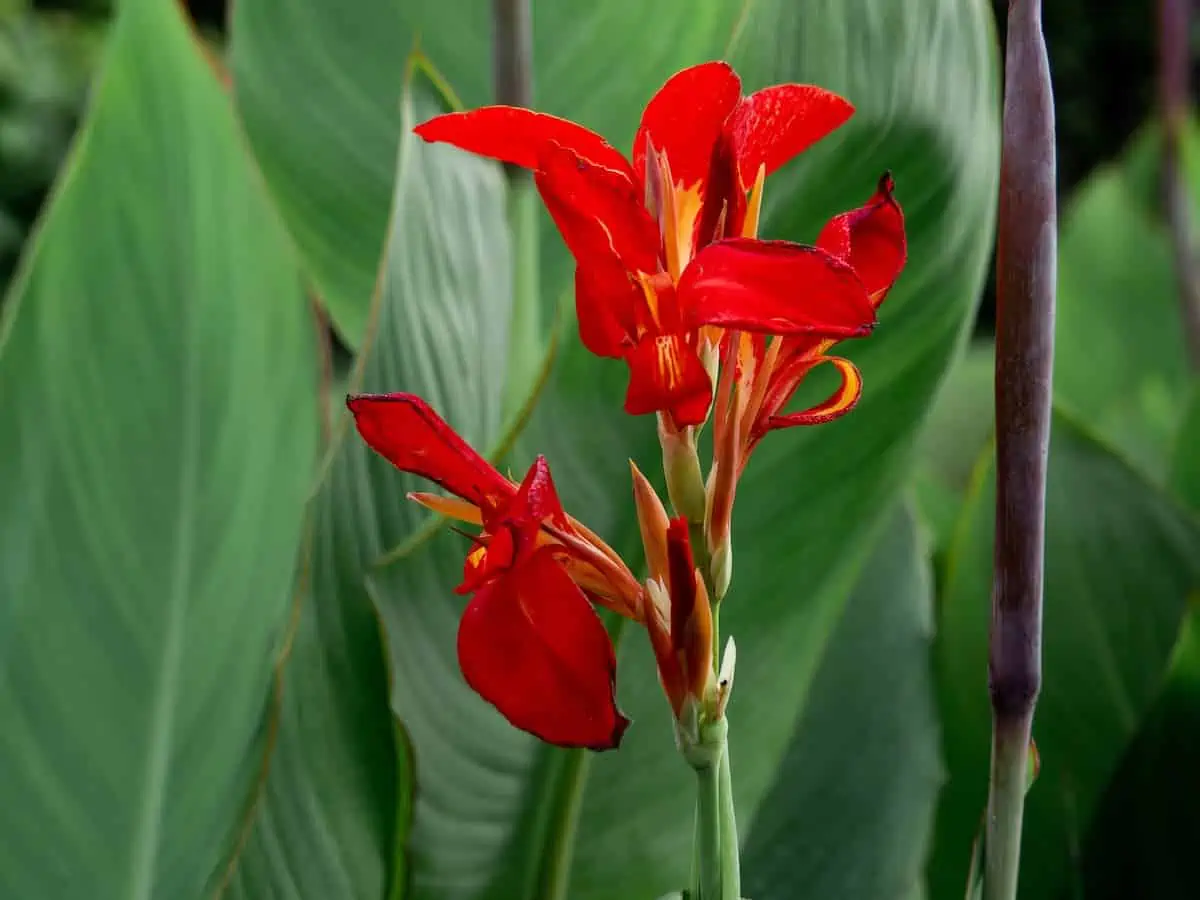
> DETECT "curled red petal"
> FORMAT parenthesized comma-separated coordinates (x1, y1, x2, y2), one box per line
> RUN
(764, 355, 864, 431)
(456, 548, 629, 750)
(632, 62, 743, 192)
(817, 172, 907, 306)
(728, 84, 854, 185)
(535, 143, 660, 275)
(623, 334, 713, 425)
(665, 518, 696, 653)
(414, 107, 633, 177)
(680, 238, 876, 337)
(346, 393, 513, 510)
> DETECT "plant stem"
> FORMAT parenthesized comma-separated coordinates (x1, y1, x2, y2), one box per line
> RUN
(693, 748, 723, 900)
(717, 737, 741, 899)
(987, 1, 1056, 899)
(491, 0, 542, 417)
(1157, 0, 1200, 370)
(685, 717, 738, 900)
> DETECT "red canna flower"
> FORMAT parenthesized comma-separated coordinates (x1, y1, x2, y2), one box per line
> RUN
(706, 175, 907, 555)
(347, 392, 644, 750)
(415, 61, 878, 429)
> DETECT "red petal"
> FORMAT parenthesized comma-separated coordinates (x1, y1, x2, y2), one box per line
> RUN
(632, 62, 742, 192)
(535, 143, 660, 275)
(728, 85, 854, 185)
(505, 455, 569, 530)
(680, 238, 876, 336)
(414, 107, 633, 177)
(574, 261, 641, 358)
(347, 394, 513, 510)
(665, 518, 696, 652)
(764, 355, 864, 430)
(817, 172, 907, 306)
(456, 548, 629, 750)
(623, 334, 713, 425)
(695, 131, 747, 247)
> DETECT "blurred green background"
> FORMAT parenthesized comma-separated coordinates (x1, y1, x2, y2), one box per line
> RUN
(0, 1, 1198, 899)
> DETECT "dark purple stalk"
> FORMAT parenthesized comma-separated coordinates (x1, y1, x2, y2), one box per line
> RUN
(492, 0, 533, 180)
(986, 1, 1056, 898)
(1158, 0, 1200, 370)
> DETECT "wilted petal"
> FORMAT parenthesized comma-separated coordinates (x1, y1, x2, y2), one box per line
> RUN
(414, 106, 633, 177)
(817, 172, 907, 306)
(456, 548, 629, 750)
(681, 238, 876, 337)
(727, 85, 854, 185)
(347, 394, 513, 510)
(632, 61, 743, 192)
(623, 333, 713, 425)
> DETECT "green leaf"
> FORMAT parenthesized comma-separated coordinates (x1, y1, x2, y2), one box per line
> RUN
(929, 411, 1200, 900)
(1169, 383, 1200, 512)
(1054, 121, 1200, 479)
(1075, 600, 1200, 899)
(224, 67, 513, 900)
(228, 0, 740, 348)
(370, 2, 1000, 899)
(913, 340, 995, 554)
(0, 1, 316, 897)
(740, 503, 942, 900)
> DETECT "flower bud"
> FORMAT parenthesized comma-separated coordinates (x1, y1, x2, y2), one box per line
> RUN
(658, 416, 706, 523)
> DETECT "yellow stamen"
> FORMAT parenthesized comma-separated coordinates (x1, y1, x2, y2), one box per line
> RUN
(408, 492, 484, 525)
(741, 163, 767, 239)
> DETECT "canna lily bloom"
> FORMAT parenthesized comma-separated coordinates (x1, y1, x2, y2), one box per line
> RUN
(705, 174, 907, 555)
(414, 61, 878, 428)
(347, 392, 644, 750)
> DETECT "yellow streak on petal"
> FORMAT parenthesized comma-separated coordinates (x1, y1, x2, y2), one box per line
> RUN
(656, 335, 684, 389)
(408, 492, 484, 525)
(741, 163, 767, 238)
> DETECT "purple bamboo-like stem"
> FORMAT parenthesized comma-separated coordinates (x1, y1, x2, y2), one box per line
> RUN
(986, 1, 1056, 898)
(492, 0, 533, 178)
(1158, 0, 1200, 370)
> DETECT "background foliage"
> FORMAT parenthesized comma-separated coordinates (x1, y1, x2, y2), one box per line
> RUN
(0, 1, 1198, 899)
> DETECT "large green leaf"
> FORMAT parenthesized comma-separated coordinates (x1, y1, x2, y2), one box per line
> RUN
(0, 2, 316, 897)
(1054, 121, 1200, 479)
(1075, 602, 1200, 900)
(1169, 384, 1200, 511)
(224, 69, 513, 900)
(228, 0, 740, 347)
(929, 412, 1200, 900)
(366, 2, 1000, 899)
(740, 504, 942, 900)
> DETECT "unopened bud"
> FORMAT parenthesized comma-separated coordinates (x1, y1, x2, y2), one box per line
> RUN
(630, 461, 670, 585)
(709, 535, 732, 603)
(658, 417, 706, 523)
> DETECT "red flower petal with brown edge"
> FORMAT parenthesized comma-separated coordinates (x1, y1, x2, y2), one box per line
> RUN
(631, 61, 743, 193)
(727, 85, 854, 186)
(456, 546, 629, 750)
(817, 172, 907, 306)
(763, 355, 864, 432)
(535, 143, 660, 276)
(623, 333, 713, 425)
(680, 238, 876, 337)
(414, 106, 633, 178)
(574, 260, 641, 358)
(346, 393, 513, 511)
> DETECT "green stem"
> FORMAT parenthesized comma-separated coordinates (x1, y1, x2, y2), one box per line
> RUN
(983, 714, 1033, 900)
(683, 718, 739, 900)
(693, 751, 723, 900)
(717, 736, 741, 899)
